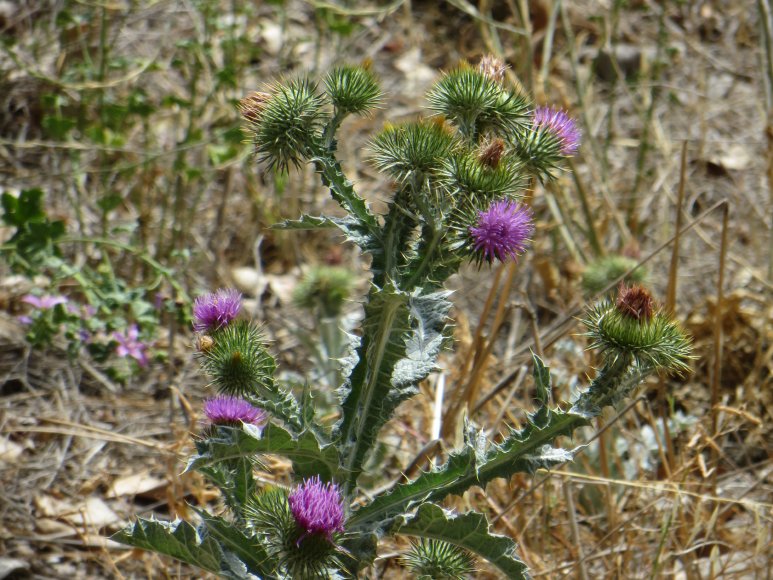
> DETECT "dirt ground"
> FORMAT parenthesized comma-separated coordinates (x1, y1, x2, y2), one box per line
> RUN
(0, 1, 771, 578)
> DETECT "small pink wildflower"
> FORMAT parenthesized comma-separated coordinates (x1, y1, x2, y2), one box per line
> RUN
(22, 294, 68, 309)
(113, 324, 149, 367)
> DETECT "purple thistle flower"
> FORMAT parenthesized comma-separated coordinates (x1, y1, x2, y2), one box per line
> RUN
(113, 324, 149, 367)
(203, 396, 267, 427)
(288, 476, 345, 542)
(192, 288, 242, 332)
(469, 199, 534, 262)
(533, 106, 581, 156)
(22, 294, 68, 309)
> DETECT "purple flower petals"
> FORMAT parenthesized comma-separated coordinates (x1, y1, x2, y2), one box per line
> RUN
(469, 199, 534, 263)
(203, 396, 267, 427)
(289, 476, 345, 542)
(192, 288, 242, 332)
(113, 324, 149, 367)
(22, 294, 68, 309)
(533, 106, 581, 156)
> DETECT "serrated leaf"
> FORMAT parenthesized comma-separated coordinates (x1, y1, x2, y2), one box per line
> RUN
(350, 407, 584, 532)
(313, 153, 378, 234)
(111, 517, 222, 574)
(186, 422, 339, 482)
(274, 213, 377, 253)
(348, 447, 476, 530)
(395, 503, 529, 580)
(336, 285, 451, 492)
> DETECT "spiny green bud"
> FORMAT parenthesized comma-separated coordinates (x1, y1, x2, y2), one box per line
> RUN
(582, 254, 647, 295)
(369, 119, 458, 184)
(199, 320, 277, 398)
(427, 62, 498, 130)
(582, 286, 693, 374)
(440, 150, 526, 201)
(292, 265, 355, 318)
(246, 78, 325, 171)
(324, 63, 382, 116)
(402, 539, 476, 580)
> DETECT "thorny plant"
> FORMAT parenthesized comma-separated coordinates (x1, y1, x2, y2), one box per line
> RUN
(114, 57, 693, 579)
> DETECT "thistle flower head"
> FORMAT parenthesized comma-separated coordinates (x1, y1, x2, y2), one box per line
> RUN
(203, 395, 267, 427)
(199, 320, 276, 398)
(582, 254, 647, 295)
(478, 54, 508, 84)
(469, 199, 534, 263)
(292, 266, 355, 318)
(324, 64, 382, 116)
(288, 476, 345, 542)
(192, 288, 242, 332)
(533, 106, 581, 156)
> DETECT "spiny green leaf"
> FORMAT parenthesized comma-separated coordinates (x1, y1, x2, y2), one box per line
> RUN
(335, 284, 451, 493)
(313, 152, 379, 239)
(395, 503, 528, 580)
(186, 422, 340, 482)
(349, 398, 584, 532)
(274, 213, 380, 255)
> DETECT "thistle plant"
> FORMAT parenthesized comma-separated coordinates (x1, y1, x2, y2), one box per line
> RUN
(114, 57, 693, 578)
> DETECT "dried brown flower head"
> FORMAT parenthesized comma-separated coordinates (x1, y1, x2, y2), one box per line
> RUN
(479, 138, 506, 169)
(239, 91, 272, 124)
(615, 283, 654, 322)
(197, 335, 215, 353)
(478, 54, 508, 84)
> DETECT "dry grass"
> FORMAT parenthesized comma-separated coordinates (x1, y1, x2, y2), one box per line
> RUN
(0, 1, 771, 578)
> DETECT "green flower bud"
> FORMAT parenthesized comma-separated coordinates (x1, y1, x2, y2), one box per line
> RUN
(582, 286, 693, 374)
(368, 119, 458, 184)
(427, 62, 530, 139)
(199, 320, 277, 397)
(324, 63, 382, 116)
(246, 78, 325, 171)
(293, 266, 355, 318)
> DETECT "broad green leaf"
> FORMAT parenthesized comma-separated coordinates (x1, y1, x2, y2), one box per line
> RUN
(111, 517, 222, 574)
(186, 422, 340, 482)
(396, 503, 529, 580)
